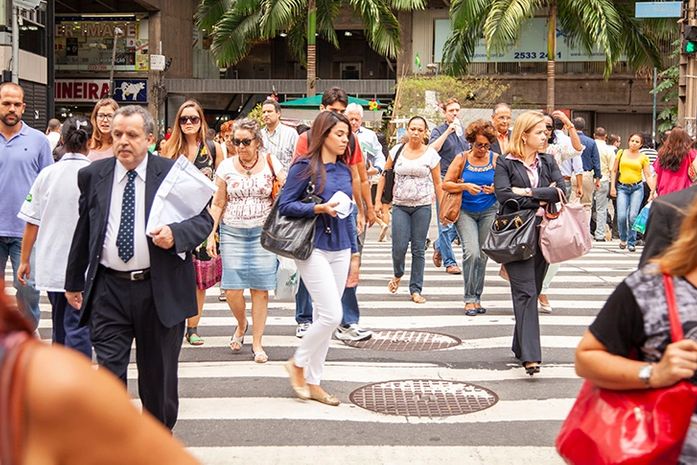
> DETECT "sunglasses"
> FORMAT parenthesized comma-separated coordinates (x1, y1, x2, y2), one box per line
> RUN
(474, 142, 491, 150)
(232, 138, 254, 147)
(179, 115, 201, 125)
(545, 125, 554, 130)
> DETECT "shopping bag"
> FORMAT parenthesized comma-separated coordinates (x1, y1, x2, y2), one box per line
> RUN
(632, 203, 651, 235)
(275, 257, 299, 299)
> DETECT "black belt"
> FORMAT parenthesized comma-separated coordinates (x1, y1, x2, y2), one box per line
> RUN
(618, 181, 643, 188)
(101, 266, 151, 281)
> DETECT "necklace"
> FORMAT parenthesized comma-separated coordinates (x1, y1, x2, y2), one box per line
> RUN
(239, 154, 259, 175)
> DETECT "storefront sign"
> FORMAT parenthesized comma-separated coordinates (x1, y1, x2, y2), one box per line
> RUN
(55, 79, 111, 102)
(113, 79, 147, 103)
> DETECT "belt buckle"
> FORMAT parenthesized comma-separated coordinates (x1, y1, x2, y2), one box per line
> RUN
(130, 270, 145, 281)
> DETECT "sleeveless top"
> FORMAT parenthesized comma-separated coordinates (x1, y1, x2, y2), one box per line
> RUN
(460, 152, 497, 213)
(192, 139, 216, 181)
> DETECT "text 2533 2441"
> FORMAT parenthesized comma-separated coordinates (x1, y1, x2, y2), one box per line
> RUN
(513, 51, 562, 60)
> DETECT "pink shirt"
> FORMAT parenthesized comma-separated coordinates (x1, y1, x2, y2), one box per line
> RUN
(654, 150, 696, 196)
(506, 153, 540, 187)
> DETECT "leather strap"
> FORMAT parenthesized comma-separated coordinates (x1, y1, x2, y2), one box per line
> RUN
(663, 273, 685, 342)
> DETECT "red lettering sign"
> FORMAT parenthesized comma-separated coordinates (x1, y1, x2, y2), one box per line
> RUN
(55, 80, 112, 102)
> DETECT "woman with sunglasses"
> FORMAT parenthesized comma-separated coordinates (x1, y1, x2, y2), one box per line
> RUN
(442, 120, 499, 316)
(279, 111, 358, 406)
(87, 98, 119, 161)
(206, 118, 285, 363)
(162, 100, 223, 346)
(375, 116, 442, 304)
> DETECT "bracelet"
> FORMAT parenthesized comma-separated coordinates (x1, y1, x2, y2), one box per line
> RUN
(352, 252, 361, 258)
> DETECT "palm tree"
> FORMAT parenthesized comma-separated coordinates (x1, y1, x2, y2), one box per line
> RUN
(441, 0, 670, 111)
(197, 0, 426, 96)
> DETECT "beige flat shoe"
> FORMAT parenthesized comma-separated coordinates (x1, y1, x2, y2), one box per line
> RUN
(284, 359, 309, 400)
(411, 292, 426, 304)
(309, 391, 341, 406)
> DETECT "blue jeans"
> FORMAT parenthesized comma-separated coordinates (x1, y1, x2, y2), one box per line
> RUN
(454, 205, 497, 304)
(295, 209, 363, 327)
(47, 291, 92, 359)
(434, 201, 459, 267)
(616, 183, 644, 247)
(392, 204, 431, 294)
(0, 237, 40, 328)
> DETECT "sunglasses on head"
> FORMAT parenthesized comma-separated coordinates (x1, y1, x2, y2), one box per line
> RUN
(179, 115, 201, 125)
(232, 138, 254, 147)
(474, 142, 491, 150)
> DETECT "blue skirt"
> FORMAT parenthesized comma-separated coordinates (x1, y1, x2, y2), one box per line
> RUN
(220, 224, 278, 290)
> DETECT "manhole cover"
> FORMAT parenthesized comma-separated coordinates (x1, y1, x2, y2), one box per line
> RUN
(341, 329, 461, 351)
(350, 379, 498, 417)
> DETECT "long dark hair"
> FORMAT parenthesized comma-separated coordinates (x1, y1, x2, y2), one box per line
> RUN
(61, 116, 93, 153)
(657, 127, 693, 172)
(303, 111, 351, 192)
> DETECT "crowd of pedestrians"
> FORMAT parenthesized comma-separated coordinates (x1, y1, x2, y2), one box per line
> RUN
(3, 77, 697, 455)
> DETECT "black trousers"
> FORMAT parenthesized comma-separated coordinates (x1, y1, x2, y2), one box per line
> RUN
(504, 230, 549, 364)
(89, 271, 185, 430)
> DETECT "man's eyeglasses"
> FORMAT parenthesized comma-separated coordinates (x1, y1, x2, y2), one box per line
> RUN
(179, 115, 201, 125)
(96, 113, 114, 121)
(232, 138, 254, 147)
(474, 142, 491, 150)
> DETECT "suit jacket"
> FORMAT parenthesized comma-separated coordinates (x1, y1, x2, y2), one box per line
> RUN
(65, 154, 214, 328)
(638, 185, 697, 267)
(494, 153, 565, 212)
(491, 129, 513, 156)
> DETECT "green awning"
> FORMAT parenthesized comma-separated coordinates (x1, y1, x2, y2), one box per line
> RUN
(280, 95, 381, 108)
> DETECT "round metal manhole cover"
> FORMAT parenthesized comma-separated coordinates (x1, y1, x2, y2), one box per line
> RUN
(350, 379, 499, 417)
(341, 329, 461, 351)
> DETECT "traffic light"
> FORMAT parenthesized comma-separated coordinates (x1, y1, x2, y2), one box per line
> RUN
(684, 25, 697, 54)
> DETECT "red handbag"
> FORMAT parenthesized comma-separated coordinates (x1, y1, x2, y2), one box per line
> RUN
(556, 274, 697, 465)
(193, 255, 222, 290)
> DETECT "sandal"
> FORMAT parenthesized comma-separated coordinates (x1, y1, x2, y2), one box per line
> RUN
(229, 321, 248, 352)
(388, 277, 401, 294)
(464, 305, 478, 316)
(411, 292, 426, 304)
(185, 327, 204, 346)
(524, 362, 541, 376)
(253, 350, 268, 364)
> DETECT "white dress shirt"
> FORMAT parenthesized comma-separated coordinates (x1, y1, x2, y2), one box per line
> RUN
(261, 123, 298, 172)
(100, 156, 151, 271)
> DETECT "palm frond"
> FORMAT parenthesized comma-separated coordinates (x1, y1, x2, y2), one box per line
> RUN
(449, 0, 492, 29)
(208, 8, 264, 66)
(195, 0, 233, 30)
(483, 0, 542, 55)
(259, 0, 307, 37)
(389, 0, 426, 11)
(287, 21, 308, 62)
(347, 0, 402, 59)
(441, 28, 481, 75)
(316, 0, 341, 48)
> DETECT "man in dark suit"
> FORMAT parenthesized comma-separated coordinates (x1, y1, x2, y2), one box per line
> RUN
(639, 185, 697, 267)
(65, 105, 213, 429)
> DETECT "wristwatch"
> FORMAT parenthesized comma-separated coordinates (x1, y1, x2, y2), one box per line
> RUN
(638, 363, 654, 386)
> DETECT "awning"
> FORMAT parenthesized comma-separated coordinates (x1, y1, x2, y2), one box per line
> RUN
(280, 95, 382, 108)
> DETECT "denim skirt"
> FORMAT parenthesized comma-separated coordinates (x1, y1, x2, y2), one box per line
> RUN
(219, 224, 277, 290)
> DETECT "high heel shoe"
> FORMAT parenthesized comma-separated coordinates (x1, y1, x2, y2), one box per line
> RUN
(523, 362, 541, 376)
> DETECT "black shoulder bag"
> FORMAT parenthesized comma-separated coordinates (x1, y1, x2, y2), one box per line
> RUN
(482, 199, 537, 264)
(380, 144, 406, 204)
(261, 182, 323, 260)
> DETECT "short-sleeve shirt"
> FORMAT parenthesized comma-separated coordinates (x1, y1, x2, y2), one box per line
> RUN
(429, 123, 469, 176)
(589, 265, 697, 463)
(654, 151, 696, 196)
(261, 123, 298, 172)
(216, 153, 283, 228)
(293, 130, 363, 166)
(87, 146, 113, 162)
(17, 153, 89, 291)
(390, 144, 440, 207)
(618, 151, 649, 185)
(0, 122, 54, 237)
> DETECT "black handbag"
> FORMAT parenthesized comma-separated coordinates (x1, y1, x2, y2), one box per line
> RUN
(482, 199, 538, 264)
(261, 182, 322, 260)
(380, 144, 406, 204)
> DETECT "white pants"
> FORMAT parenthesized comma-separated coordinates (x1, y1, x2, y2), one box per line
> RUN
(294, 248, 351, 385)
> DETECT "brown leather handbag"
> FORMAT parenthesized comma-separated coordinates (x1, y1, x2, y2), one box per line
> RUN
(0, 333, 37, 465)
(438, 154, 465, 225)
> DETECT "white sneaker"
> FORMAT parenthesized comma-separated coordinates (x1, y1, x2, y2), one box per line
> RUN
(295, 322, 311, 338)
(334, 324, 372, 342)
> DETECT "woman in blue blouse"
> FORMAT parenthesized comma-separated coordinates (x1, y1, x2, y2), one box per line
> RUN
(278, 111, 358, 407)
(443, 120, 498, 316)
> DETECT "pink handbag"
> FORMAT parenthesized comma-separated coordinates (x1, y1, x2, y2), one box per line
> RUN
(539, 188, 592, 264)
(193, 255, 222, 290)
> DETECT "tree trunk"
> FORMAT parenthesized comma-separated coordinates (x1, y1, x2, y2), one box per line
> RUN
(546, 0, 557, 112)
(306, 0, 316, 96)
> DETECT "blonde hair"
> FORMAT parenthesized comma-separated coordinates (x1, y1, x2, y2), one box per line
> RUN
(88, 98, 119, 150)
(655, 201, 697, 276)
(162, 100, 210, 159)
(507, 110, 545, 159)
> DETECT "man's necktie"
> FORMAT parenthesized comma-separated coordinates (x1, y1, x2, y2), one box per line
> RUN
(116, 170, 137, 263)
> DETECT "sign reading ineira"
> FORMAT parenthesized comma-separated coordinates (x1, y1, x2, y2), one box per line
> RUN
(55, 79, 111, 102)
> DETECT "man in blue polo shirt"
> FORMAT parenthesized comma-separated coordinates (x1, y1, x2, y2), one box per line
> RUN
(0, 82, 53, 328)
(429, 97, 469, 275)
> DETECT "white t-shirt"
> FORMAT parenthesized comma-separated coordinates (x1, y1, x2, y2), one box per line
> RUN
(390, 144, 440, 207)
(17, 153, 90, 291)
(46, 131, 60, 152)
(216, 152, 284, 228)
(261, 123, 298, 172)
